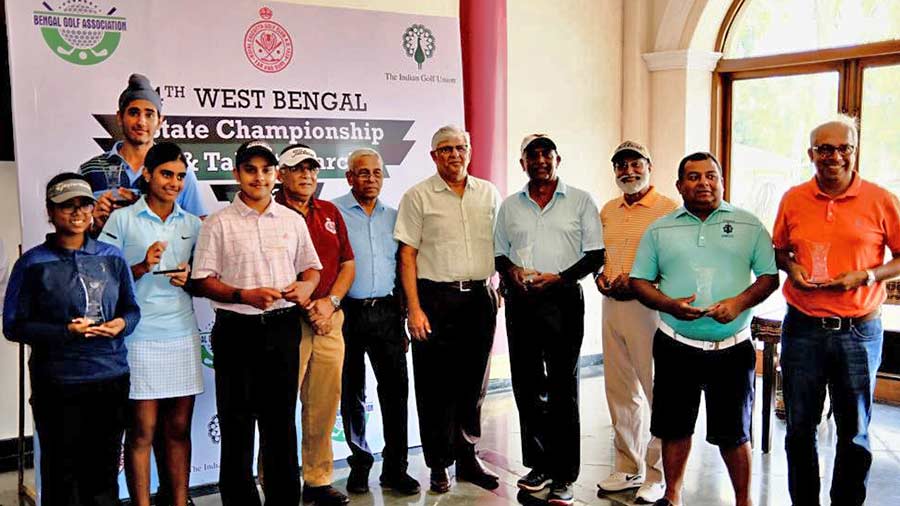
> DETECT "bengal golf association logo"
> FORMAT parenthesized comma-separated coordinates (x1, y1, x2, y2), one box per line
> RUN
(200, 325, 214, 369)
(244, 6, 293, 73)
(33, 1, 126, 65)
(208, 414, 221, 444)
(402, 24, 435, 69)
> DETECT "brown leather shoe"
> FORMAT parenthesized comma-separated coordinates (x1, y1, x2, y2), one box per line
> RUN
(430, 468, 451, 493)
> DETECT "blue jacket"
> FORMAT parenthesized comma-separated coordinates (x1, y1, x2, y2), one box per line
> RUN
(3, 235, 140, 383)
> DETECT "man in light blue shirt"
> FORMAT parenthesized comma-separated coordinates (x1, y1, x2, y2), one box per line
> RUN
(334, 148, 420, 496)
(630, 152, 778, 506)
(82, 74, 207, 237)
(494, 134, 604, 506)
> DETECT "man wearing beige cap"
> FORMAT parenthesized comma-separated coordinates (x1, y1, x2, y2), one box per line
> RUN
(495, 134, 604, 506)
(596, 141, 677, 504)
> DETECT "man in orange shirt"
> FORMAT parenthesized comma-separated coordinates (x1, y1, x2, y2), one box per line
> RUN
(773, 115, 900, 506)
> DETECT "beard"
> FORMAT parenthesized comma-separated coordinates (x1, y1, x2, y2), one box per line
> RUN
(616, 175, 650, 195)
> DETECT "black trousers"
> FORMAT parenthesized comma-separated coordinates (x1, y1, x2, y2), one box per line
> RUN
(506, 283, 584, 482)
(31, 373, 130, 506)
(211, 308, 301, 506)
(412, 280, 497, 470)
(340, 296, 410, 476)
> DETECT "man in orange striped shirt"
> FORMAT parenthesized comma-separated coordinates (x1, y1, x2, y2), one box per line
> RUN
(596, 142, 678, 504)
(773, 116, 900, 506)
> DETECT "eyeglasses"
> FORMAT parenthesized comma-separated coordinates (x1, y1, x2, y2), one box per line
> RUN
(56, 201, 95, 214)
(613, 159, 647, 171)
(435, 144, 470, 156)
(812, 144, 856, 157)
(281, 165, 319, 174)
(351, 171, 383, 180)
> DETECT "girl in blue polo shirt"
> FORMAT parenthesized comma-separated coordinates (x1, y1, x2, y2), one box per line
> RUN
(99, 142, 203, 506)
(3, 172, 140, 506)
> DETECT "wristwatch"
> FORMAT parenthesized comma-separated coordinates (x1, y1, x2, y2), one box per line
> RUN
(865, 269, 877, 287)
(329, 295, 342, 310)
(231, 289, 242, 303)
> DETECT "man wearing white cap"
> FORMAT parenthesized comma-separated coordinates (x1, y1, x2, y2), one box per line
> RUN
(494, 134, 604, 506)
(596, 141, 678, 504)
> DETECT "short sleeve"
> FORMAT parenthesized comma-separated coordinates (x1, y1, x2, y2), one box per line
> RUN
(191, 215, 223, 279)
(334, 210, 354, 263)
(629, 227, 660, 282)
(394, 189, 423, 248)
(580, 193, 604, 252)
(98, 209, 126, 251)
(751, 223, 778, 277)
(883, 192, 900, 254)
(493, 200, 511, 258)
(771, 195, 791, 250)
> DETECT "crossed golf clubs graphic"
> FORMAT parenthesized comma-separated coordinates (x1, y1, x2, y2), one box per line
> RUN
(255, 32, 283, 61)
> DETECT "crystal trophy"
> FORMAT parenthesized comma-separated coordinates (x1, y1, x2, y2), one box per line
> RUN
(105, 164, 124, 191)
(693, 266, 716, 309)
(516, 246, 538, 283)
(78, 274, 106, 324)
(807, 241, 831, 283)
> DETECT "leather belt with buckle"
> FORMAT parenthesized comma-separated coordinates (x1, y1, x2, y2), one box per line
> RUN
(658, 320, 751, 351)
(786, 305, 880, 331)
(217, 306, 299, 324)
(344, 295, 395, 308)
(419, 279, 489, 292)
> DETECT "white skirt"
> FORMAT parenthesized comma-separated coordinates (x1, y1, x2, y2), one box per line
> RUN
(127, 334, 204, 400)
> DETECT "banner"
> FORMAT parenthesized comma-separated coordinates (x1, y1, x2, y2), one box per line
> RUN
(5, 0, 464, 500)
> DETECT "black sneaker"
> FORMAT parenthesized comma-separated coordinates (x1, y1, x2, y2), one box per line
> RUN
(379, 472, 421, 495)
(346, 465, 370, 494)
(302, 485, 350, 505)
(547, 482, 574, 506)
(517, 469, 552, 492)
(652, 499, 678, 506)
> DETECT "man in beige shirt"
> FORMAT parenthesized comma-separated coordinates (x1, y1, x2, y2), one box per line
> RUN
(394, 125, 501, 494)
(596, 141, 678, 504)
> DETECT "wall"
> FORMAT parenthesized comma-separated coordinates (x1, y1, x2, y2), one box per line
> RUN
(0, 161, 23, 440)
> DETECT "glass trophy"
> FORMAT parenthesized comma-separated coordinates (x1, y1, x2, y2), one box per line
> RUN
(516, 246, 538, 283)
(105, 164, 124, 191)
(807, 241, 831, 283)
(693, 266, 716, 309)
(78, 273, 106, 324)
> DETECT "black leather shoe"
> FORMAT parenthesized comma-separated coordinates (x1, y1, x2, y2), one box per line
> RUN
(380, 472, 421, 495)
(302, 485, 350, 505)
(456, 456, 499, 490)
(430, 468, 451, 494)
(346, 465, 370, 494)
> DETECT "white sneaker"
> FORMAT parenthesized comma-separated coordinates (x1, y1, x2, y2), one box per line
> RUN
(597, 471, 644, 492)
(634, 481, 665, 504)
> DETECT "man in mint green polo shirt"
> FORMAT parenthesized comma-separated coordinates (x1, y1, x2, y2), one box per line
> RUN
(630, 152, 778, 506)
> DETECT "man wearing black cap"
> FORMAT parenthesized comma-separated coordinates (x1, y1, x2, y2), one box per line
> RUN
(81, 73, 207, 234)
(494, 134, 605, 506)
(192, 140, 321, 506)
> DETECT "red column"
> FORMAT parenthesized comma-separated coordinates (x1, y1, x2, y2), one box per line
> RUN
(460, 0, 508, 194)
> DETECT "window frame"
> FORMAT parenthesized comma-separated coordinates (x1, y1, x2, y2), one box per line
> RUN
(712, 0, 900, 200)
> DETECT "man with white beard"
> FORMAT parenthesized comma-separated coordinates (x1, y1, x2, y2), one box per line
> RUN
(596, 141, 678, 504)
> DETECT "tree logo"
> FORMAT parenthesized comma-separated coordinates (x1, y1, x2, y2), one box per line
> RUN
(244, 6, 294, 73)
(402, 24, 435, 69)
(33, 1, 126, 66)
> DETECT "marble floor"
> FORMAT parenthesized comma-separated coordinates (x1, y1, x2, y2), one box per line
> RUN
(2, 368, 900, 506)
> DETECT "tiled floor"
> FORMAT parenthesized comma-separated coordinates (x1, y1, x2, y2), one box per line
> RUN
(2, 369, 900, 506)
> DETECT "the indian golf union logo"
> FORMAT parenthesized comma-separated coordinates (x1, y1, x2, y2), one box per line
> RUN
(33, 1, 126, 66)
(200, 330, 214, 369)
(208, 414, 221, 444)
(244, 6, 293, 73)
(402, 24, 435, 69)
(331, 402, 374, 442)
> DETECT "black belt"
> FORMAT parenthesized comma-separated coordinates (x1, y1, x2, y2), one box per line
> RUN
(786, 305, 881, 331)
(344, 295, 396, 308)
(216, 306, 299, 324)
(419, 279, 489, 292)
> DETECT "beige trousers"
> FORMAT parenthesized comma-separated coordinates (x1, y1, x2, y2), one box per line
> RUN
(601, 297, 663, 483)
(257, 310, 345, 488)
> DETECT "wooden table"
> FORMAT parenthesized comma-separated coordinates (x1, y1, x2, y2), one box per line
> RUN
(751, 296, 900, 453)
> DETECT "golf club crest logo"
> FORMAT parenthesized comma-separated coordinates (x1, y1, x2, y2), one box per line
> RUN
(244, 6, 293, 73)
(33, 1, 126, 65)
(200, 327, 214, 369)
(402, 24, 435, 69)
